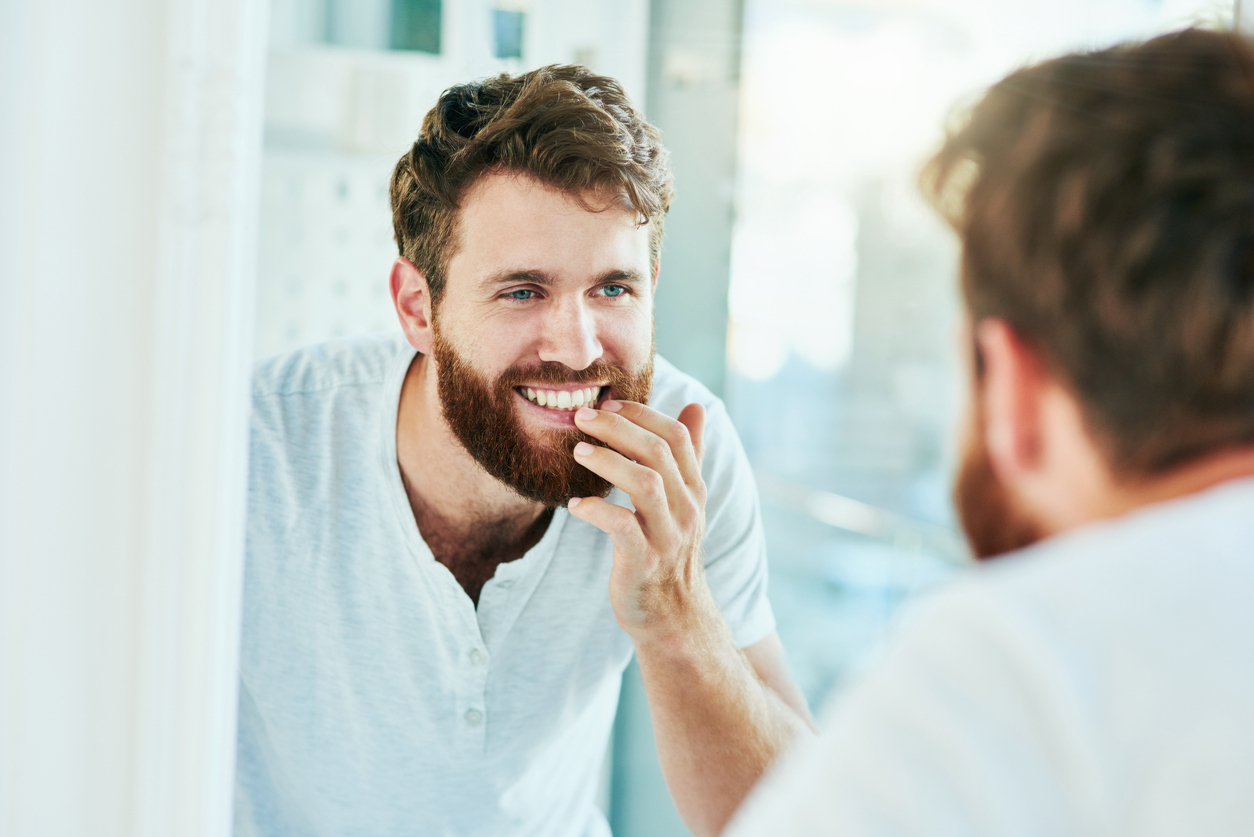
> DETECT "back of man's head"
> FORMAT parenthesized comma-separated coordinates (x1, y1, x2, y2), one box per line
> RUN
(924, 28, 1254, 478)
(389, 65, 673, 306)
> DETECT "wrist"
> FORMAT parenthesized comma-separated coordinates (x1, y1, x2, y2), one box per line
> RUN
(625, 587, 728, 660)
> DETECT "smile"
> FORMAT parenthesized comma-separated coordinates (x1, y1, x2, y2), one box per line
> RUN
(517, 385, 605, 411)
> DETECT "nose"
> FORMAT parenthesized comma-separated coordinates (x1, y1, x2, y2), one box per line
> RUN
(536, 295, 603, 370)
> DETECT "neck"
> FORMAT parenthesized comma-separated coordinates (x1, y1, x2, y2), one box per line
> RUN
(396, 351, 553, 605)
(1041, 443, 1254, 537)
(1099, 445, 1254, 520)
(396, 352, 546, 533)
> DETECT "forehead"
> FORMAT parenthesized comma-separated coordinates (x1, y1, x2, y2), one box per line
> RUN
(446, 172, 651, 286)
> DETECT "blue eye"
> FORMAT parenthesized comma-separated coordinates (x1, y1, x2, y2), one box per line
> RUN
(506, 289, 536, 301)
(601, 284, 627, 298)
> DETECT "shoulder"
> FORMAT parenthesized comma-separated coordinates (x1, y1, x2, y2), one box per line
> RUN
(647, 355, 726, 419)
(877, 480, 1254, 752)
(247, 335, 410, 519)
(733, 485, 1254, 837)
(247, 334, 411, 465)
(252, 334, 410, 401)
(960, 477, 1254, 645)
(728, 574, 1096, 836)
(646, 356, 745, 470)
(888, 524, 1144, 700)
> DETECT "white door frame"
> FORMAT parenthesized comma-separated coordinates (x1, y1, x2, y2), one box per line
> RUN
(0, 0, 268, 834)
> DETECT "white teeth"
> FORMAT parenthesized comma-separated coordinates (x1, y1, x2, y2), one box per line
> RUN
(521, 385, 604, 410)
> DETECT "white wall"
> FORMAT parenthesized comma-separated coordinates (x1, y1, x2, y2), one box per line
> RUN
(0, 0, 267, 834)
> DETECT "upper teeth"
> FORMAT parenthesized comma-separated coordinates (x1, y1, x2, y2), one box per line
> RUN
(522, 386, 602, 410)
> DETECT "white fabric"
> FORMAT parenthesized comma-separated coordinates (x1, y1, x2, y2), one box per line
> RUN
(234, 335, 774, 837)
(727, 477, 1254, 837)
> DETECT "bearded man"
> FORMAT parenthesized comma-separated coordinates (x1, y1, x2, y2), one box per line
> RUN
(235, 65, 812, 837)
(727, 27, 1254, 837)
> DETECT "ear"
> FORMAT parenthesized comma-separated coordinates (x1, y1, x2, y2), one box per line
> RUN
(391, 258, 434, 355)
(974, 318, 1048, 483)
(651, 257, 661, 291)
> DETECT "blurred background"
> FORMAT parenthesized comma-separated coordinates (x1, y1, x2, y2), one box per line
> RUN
(252, 0, 1229, 832)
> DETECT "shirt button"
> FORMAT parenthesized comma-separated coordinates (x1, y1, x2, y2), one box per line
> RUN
(465, 708, 484, 726)
(469, 649, 487, 666)
(497, 579, 515, 589)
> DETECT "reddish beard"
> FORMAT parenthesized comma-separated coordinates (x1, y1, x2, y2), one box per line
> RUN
(954, 408, 1046, 560)
(431, 326, 654, 508)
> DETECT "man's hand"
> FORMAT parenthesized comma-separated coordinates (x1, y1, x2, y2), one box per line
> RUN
(566, 399, 713, 641)
(567, 398, 813, 837)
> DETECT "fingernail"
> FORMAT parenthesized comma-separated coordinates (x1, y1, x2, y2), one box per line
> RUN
(575, 407, 597, 421)
(573, 442, 595, 456)
(602, 400, 623, 412)
(568, 497, 582, 509)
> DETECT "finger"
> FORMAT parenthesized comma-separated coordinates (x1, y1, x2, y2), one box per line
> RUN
(576, 401, 701, 492)
(566, 495, 648, 553)
(572, 441, 676, 535)
(677, 403, 706, 470)
(574, 406, 687, 505)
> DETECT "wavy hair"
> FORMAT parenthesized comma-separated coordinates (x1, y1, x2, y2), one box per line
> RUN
(923, 28, 1254, 475)
(390, 65, 673, 305)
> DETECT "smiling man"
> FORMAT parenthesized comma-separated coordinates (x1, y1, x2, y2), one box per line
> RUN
(235, 66, 812, 837)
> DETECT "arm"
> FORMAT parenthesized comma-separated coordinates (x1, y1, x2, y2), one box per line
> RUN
(637, 627, 816, 837)
(567, 400, 815, 837)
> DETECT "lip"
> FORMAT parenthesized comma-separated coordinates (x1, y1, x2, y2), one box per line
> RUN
(513, 384, 611, 428)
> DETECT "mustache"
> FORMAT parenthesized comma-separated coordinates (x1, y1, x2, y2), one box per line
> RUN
(496, 360, 636, 389)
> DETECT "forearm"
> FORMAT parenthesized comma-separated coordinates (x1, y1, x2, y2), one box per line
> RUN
(565, 400, 812, 833)
(633, 608, 814, 837)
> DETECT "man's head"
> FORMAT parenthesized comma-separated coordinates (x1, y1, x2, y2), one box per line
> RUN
(390, 64, 673, 308)
(923, 29, 1254, 557)
(388, 66, 672, 506)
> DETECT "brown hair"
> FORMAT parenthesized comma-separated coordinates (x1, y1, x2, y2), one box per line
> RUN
(389, 64, 673, 305)
(923, 28, 1254, 475)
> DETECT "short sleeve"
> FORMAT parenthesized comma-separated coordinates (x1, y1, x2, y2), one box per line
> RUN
(724, 583, 1101, 837)
(698, 399, 776, 650)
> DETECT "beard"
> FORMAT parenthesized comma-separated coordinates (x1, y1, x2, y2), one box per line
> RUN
(953, 408, 1046, 561)
(431, 326, 654, 508)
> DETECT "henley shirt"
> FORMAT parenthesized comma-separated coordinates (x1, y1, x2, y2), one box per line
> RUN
(235, 335, 775, 837)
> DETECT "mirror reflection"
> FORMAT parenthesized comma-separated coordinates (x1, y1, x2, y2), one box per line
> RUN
(243, 1, 1242, 835)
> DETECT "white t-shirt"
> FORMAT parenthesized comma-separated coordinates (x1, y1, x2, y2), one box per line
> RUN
(234, 335, 775, 837)
(727, 477, 1254, 837)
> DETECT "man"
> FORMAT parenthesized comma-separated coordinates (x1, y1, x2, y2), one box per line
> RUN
(727, 27, 1254, 836)
(235, 66, 812, 837)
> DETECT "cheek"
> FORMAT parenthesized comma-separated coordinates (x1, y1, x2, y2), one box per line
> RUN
(599, 308, 654, 362)
(446, 308, 536, 370)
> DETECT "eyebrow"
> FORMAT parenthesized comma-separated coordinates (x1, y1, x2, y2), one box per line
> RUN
(479, 268, 648, 290)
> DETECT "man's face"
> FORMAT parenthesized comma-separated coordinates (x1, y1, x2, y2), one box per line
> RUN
(430, 172, 656, 507)
(954, 369, 1047, 560)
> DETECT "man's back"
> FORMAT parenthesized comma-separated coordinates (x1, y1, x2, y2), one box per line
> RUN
(730, 477, 1254, 836)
